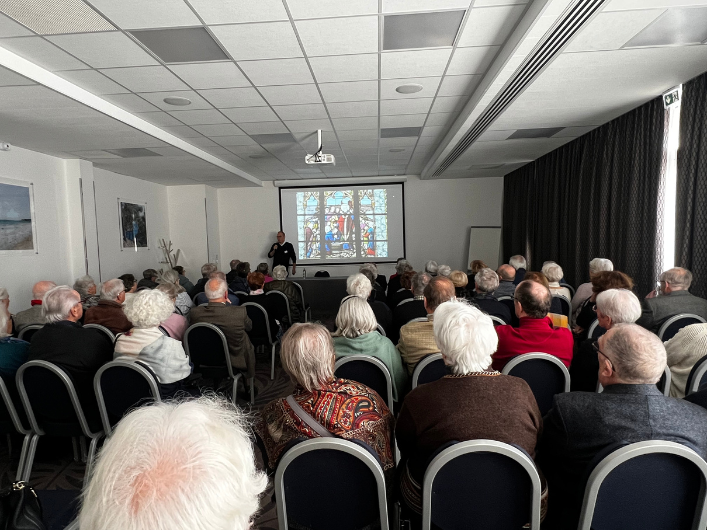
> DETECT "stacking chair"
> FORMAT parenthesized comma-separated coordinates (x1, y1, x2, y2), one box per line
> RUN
(243, 302, 279, 380)
(587, 319, 607, 340)
(489, 315, 507, 326)
(234, 291, 249, 298)
(658, 314, 707, 342)
(559, 282, 575, 298)
(266, 290, 292, 327)
(408, 316, 429, 324)
(82, 323, 116, 343)
(292, 281, 311, 322)
(94, 359, 161, 435)
(501, 353, 570, 416)
(686, 355, 707, 396)
(334, 355, 394, 411)
(376, 324, 387, 337)
(397, 298, 415, 307)
(17, 360, 104, 486)
(0, 376, 33, 480)
(597, 365, 671, 396)
(421, 440, 542, 530)
(17, 324, 43, 342)
(550, 294, 571, 317)
(411, 353, 448, 389)
(184, 322, 253, 404)
(497, 296, 518, 326)
(578, 440, 707, 530)
(275, 438, 389, 530)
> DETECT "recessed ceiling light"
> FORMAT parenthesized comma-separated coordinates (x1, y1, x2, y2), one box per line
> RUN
(163, 96, 192, 106)
(381, 127, 422, 138)
(389, 148, 406, 152)
(396, 83, 424, 94)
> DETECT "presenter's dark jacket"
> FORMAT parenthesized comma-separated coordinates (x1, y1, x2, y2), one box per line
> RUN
(270, 242, 296, 269)
(538, 384, 707, 529)
(636, 290, 707, 333)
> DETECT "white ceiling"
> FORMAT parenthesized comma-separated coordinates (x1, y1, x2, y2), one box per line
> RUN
(0, 0, 705, 186)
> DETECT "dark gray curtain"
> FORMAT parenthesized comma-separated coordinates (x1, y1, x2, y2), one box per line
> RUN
(676, 72, 707, 298)
(502, 97, 666, 296)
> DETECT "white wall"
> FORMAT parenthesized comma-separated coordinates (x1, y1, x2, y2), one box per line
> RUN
(218, 176, 504, 279)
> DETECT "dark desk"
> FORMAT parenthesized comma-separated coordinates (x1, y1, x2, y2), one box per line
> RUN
(292, 277, 348, 316)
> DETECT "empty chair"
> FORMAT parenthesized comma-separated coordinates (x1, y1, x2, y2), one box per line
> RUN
(421, 440, 541, 530)
(242, 302, 279, 380)
(587, 319, 608, 340)
(578, 440, 707, 530)
(292, 281, 311, 322)
(184, 322, 252, 403)
(551, 295, 571, 317)
(94, 359, 161, 435)
(275, 438, 389, 530)
(411, 353, 448, 389)
(501, 353, 570, 416)
(17, 360, 104, 485)
(0, 376, 33, 480)
(334, 355, 394, 411)
(686, 355, 707, 396)
(266, 290, 292, 326)
(658, 314, 707, 342)
(17, 324, 43, 342)
(82, 323, 116, 343)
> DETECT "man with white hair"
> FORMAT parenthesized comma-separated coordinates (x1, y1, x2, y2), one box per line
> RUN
(264, 264, 301, 323)
(636, 267, 707, 332)
(509, 255, 527, 285)
(189, 262, 218, 298)
(27, 285, 113, 413)
(84, 278, 133, 334)
(13, 280, 56, 331)
(190, 277, 255, 379)
(538, 324, 707, 529)
(471, 268, 512, 324)
(79, 397, 268, 530)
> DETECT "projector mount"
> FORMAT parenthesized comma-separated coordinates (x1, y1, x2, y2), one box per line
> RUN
(305, 129, 336, 165)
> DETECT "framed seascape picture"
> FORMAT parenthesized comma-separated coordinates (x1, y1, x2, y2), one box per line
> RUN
(0, 177, 37, 255)
(118, 199, 148, 251)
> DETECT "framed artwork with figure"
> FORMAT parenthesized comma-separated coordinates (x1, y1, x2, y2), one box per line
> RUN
(118, 199, 148, 251)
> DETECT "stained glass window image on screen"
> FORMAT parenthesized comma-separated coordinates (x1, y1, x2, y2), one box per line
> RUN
(296, 191, 320, 259)
(324, 190, 356, 259)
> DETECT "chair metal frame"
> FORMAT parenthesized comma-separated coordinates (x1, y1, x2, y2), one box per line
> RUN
(17, 324, 43, 342)
(0, 377, 34, 481)
(16, 360, 104, 486)
(266, 289, 293, 326)
(397, 298, 415, 307)
(334, 355, 394, 412)
(234, 290, 249, 298)
(183, 322, 252, 403)
(411, 353, 444, 390)
(275, 438, 389, 530)
(496, 296, 513, 301)
(658, 314, 707, 341)
(376, 324, 386, 337)
(408, 316, 429, 324)
(93, 359, 161, 436)
(577, 440, 707, 530)
(502, 353, 571, 392)
(421, 439, 542, 530)
(588, 319, 602, 340)
(559, 282, 575, 298)
(489, 315, 507, 326)
(551, 294, 572, 317)
(191, 293, 201, 305)
(291, 282, 311, 322)
(687, 356, 707, 396)
(242, 302, 279, 380)
(82, 323, 116, 343)
(596, 365, 671, 395)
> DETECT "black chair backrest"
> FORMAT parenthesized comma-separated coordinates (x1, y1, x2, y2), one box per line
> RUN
(314, 271, 330, 277)
(659, 314, 707, 342)
(588, 319, 607, 340)
(17, 325, 42, 343)
(412, 354, 449, 388)
(335, 359, 388, 404)
(265, 290, 289, 322)
(502, 354, 569, 416)
(550, 295, 570, 317)
(243, 303, 271, 344)
(184, 324, 228, 368)
(96, 361, 160, 431)
(686, 354, 707, 395)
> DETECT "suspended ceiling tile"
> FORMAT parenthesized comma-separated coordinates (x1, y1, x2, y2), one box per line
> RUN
(0, 13, 33, 37)
(57, 69, 129, 94)
(425, 112, 454, 126)
(457, 5, 528, 46)
(0, 65, 34, 86)
(296, 16, 379, 56)
(383, 11, 465, 50)
(197, 87, 267, 108)
(102, 93, 160, 112)
(336, 128, 379, 140)
(238, 58, 315, 86)
(0, 36, 89, 70)
(160, 125, 202, 138)
(190, 0, 288, 24)
(326, 100, 379, 118)
(87, 0, 201, 29)
(565, 10, 665, 52)
(332, 116, 379, 130)
(309, 53, 379, 83)
(167, 109, 230, 125)
(239, 121, 289, 135)
(0, 0, 114, 35)
(136, 111, 184, 127)
(624, 7, 707, 47)
(446, 45, 500, 75)
(380, 97, 433, 115)
(221, 106, 280, 123)
(286, 0, 378, 18)
(169, 62, 251, 90)
(283, 118, 333, 132)
(381, 49, 452, 79)
(100, 65, 189, 92)
(437, 74, 481, 96)
(259, 84, 322, 105)
(214, 135, 257, 146)
(380, 113, 427, 128)
(191, 123, 244, 136)
(130, 27, 229, 64)
(273, 103, 328, 121)
(319, 80, 378, 102)
(382, 0, 470, 12)
(49, 31, 162, 69)
(210, 22, 303, 61)
(430, 95, 465, 113)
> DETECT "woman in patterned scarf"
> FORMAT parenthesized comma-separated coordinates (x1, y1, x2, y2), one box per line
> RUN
(255, 322, 394, 473)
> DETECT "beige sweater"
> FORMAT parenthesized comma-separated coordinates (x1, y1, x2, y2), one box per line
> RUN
(665, 323, 707, 398)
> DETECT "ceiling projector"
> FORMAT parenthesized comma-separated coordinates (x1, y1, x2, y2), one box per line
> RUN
(305, 129, 335, 165)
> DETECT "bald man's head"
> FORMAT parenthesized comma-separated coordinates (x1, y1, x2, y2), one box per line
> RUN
(204, 277, 228, 301)
(497, 264, 516, 281)
(32, 281, 57, 301)
(514, 280, 551, 319)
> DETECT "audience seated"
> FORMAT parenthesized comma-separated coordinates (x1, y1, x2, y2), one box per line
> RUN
(360, 263, 387, 302)
(396, 300, 542, 516)
(332, 296, 407, 402)
(228, 262, 251, 294)
(244, 272, 281, 340)
(570, 289, 641, 392)
(190, 263, 218, 298)
(79, 397, 267, 530)
(387, 270, 414, 309)
(255, 323, 394, 472)
(119, 274, 137, 305)
(27, 286, 113, 414)
(449, 269, 468, 298)
(538, 324, 707, 529)
(190, 278, 255, 381)
(425, 260, 438, 276)
(13, 280, 56, 331)
(637, 267, 707, 332)
(256, 262, 274, 284)
(665, 323, 707, 398)
(574, 271, 634, 340)
(388, 258, 412, 296)
(493, 264, 516, 299)
(158, 270, 194, 316)
(136, 269, 159, 291)
(155, 283, 189, 341)
(391, 272, 429, 345)
(543, 262, 571, 299)
(172, 265, 194, 294)
(0, 288, 29, 379)
(397, 276, 455, 375)
(263, 265, 301, 324)
(114, 290, 192, 392)
(469, 268, 512, 324)
(74, 275, 100, 309)
(194, 272, 240, 306)
(492, 280, 573, 371)
(509, 255, 527, 285)
(437, 264, 451, 277)
(84, 278, 133, 334)
(571, 257, 613, 322)
(347, 273, 391, 335)
(226, 259, 241, 285)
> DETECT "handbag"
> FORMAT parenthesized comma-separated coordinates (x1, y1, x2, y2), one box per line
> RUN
(0, 481, 45, 530)
(286, 395, 334, 438)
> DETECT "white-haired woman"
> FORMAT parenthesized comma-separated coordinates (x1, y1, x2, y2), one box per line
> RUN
(346, 273, 392, 335)
(114, 290, 192, 395)
(74, 275, 100, 309)
(571, 258, 613, 320)
(155, 283, 188, 341)
(425, 260, 438, 276)
(542, 262, 571, 300)
(263, 264, 301, 323)
(569, 288, 641, 392)
(0, 287, 29, 380)
(256, 323, 394, 474)
(396, 300, 542, 515)
(159, 269, 194, 317)
(332, 296, 407, 402)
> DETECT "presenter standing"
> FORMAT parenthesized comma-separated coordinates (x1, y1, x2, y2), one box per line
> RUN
(268, 231, 297, 275)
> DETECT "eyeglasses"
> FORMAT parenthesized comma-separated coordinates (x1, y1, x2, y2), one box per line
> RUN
(592, 341, 616, 373)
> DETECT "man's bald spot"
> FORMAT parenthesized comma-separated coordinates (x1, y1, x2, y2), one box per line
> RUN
(33, 281, 57, 299)
(520, 279, 550, 302)
(497, 264, 516, 281)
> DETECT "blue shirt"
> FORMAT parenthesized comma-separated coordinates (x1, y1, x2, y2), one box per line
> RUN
(0, 337, 30, 379)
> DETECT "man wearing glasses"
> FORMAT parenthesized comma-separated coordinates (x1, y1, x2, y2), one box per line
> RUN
(637, 267, 707, 332)
(537, 324, 707, 529)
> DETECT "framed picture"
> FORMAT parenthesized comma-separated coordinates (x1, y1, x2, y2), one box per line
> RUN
(0, 177, 38, 255)
(118, 199, 148, 251)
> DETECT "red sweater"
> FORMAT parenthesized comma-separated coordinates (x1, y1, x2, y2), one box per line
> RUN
(492, 316, 574, 371)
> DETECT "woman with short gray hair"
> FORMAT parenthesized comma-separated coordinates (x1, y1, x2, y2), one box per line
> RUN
(159, 269, 193, 317)
(425, 260, 439, 276)
(255, 322, 394, 474)
(74, 275, 100, 309)
(542, 262, 571, 300)
(332, 296, 407, 401)
(571, 257, 614, 318)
